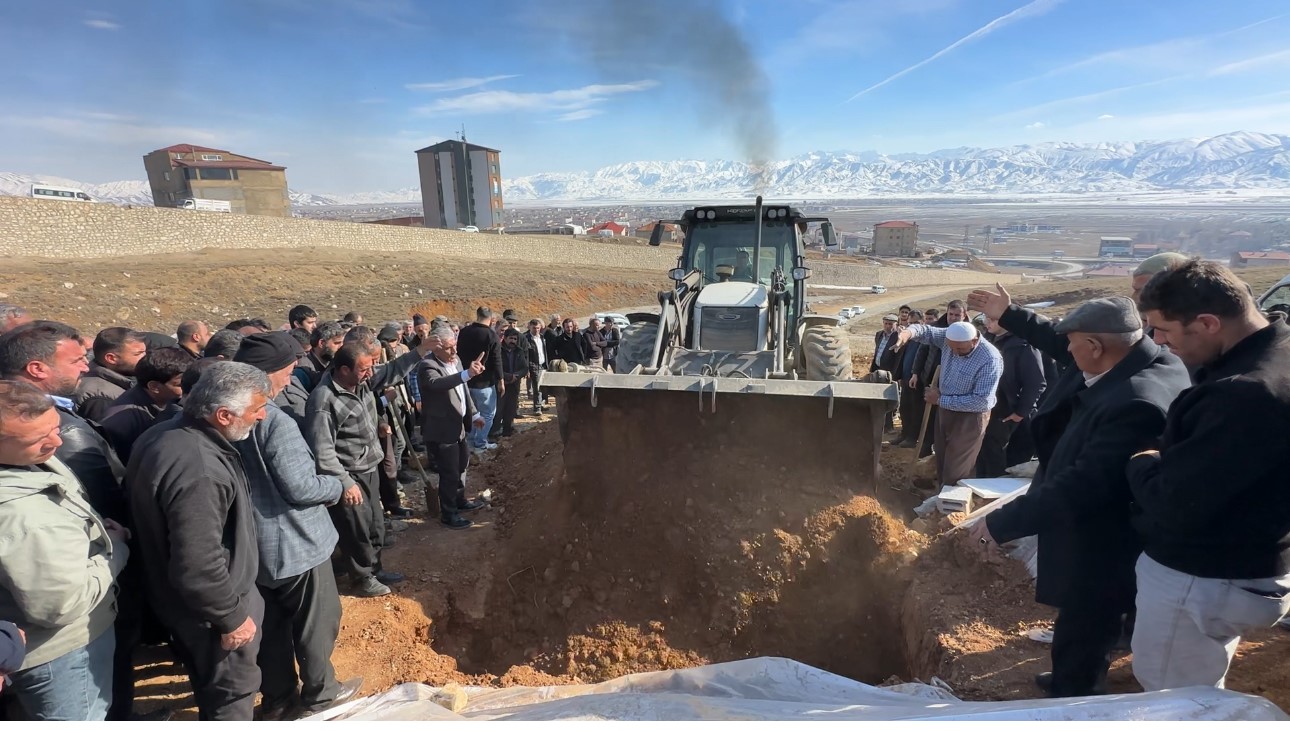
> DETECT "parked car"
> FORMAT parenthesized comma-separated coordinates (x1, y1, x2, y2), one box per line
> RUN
(594, 312, 631, 329)
(869, 285, 887, 294)
(458, 225, 480, 233)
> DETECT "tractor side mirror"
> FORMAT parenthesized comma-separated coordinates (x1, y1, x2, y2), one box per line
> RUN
(648, 223, 665, 247)
(820, 222, 836, 248)
(792, 266, 811, 281)
(669, 267, 687, 282)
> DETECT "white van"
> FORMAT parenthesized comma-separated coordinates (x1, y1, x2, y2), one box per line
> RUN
(30, 184, 93, 202)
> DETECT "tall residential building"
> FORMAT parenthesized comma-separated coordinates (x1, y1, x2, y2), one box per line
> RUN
(142, 144, 289, 217)
(415, 139, 502, 230)
(872, 220, 918, 257)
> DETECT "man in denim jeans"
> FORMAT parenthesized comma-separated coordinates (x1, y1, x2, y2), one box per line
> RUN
(0, 381, 129, 720)
(455, 307, 504, 456)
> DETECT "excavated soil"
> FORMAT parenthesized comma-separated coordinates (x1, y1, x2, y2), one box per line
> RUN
(434, 400, 923, 684)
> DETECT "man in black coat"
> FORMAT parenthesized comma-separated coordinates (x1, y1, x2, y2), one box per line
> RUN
(128, 362, 271, 721)
(967, 287, 1190, 698)
(1127, 261, 1290, 691)
(870, 314, 901, 373)
(553, 318, 592, 366)
(975, 314, 1046, 477)
(415, 325, 487, 529)
(455, 307, 504, 452)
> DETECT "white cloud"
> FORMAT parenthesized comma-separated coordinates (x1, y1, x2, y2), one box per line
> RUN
(0, 113, 226, 146)
(1097, 114, 1115, 120)
(1209, 48, 1290, 77)
(556, 109, 603, 122)
(1025, 122, 1045, 129)
(84, 19, 121, 30)
(415, 80, 659, 116)
(845, 0, 1064, 102)
(406, 75, 519, 93)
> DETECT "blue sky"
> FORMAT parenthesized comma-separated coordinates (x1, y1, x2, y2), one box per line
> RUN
(3, 0, 1290, 193)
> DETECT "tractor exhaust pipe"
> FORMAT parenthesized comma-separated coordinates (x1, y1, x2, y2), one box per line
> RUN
(753, 195, 764, 285)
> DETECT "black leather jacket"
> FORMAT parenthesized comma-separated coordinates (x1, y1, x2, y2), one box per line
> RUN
(55, 405, 128, 525)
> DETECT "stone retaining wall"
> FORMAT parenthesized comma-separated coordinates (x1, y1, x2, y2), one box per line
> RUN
(0, 197, 1017, 288)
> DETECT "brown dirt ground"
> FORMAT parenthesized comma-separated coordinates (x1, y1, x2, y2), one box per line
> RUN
(0, 247, 668, 333)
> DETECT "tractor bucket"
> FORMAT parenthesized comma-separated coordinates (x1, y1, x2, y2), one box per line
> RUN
(540, 371, 897, 494)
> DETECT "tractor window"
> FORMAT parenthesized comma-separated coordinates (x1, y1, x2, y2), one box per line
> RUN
(683, 221, 794, 286)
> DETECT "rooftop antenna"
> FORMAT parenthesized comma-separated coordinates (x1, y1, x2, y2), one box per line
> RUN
(459, 124, 467, 142)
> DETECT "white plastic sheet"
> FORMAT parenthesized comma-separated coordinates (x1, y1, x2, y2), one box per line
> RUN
(309, 658, 1287, 721)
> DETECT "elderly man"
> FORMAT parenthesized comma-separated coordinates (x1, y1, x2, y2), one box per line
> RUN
(417, 324, 488, 529)
(231, 333, 361, 720)
(967, 285, 1189, 698)
(1131, 252, 1191, 303)
(0, 381, 129, 720)
(127, 362, 269, 721)
(1127, 261, 1290, 690)
(896, 319, 1002, 488)
(76, 327, 147, 422)
(871, 314, 900, 373)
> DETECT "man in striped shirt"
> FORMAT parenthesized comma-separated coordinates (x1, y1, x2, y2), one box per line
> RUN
(897, 320, 1003, 487)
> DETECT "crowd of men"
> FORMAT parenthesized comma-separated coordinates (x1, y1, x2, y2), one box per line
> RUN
(0, 299, 619, 721)
(0, 250, 1287, 720)
(870, 254, 1290, 699)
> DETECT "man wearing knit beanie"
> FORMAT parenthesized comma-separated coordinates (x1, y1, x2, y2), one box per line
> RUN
(232, 332, 362, 719)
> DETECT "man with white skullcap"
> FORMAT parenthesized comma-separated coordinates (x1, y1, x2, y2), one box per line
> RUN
(896, 316, 1003, 487)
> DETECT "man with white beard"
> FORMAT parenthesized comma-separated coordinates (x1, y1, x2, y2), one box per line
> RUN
(127, 362, 270, 721)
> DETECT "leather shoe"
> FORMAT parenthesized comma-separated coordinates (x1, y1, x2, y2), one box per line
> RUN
(1035, 672, 1054, 695)
(303, 676, 364, 717)
(387, 506, 414, 519)
(441, 514, 473, 530)
(375, 570, 405, 584)
(352, 576, 391, 597)
(457, 499, 485, 513)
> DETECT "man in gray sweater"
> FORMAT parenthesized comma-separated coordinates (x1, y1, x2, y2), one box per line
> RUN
(305, 339, 429, 597)
(232, 333, 362, 720)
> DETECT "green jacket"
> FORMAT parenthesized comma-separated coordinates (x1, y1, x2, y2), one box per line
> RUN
(0, 457, 126, 669)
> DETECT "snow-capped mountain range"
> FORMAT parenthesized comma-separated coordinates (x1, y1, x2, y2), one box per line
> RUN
(6, 131, 1290, 206)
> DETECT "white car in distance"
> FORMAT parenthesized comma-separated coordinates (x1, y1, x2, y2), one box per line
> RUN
(869, 285, 887, 294)
(458, 225, 480, 233)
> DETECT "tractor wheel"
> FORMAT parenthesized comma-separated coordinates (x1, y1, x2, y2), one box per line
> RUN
(799, 324, 854, 382)
(617, 321, 659, 374)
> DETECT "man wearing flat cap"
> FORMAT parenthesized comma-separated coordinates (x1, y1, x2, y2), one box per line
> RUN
(896, 317, 1003, 489)
(965, 284, 1190, 698)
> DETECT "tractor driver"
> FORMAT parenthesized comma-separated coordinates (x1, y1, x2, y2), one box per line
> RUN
(734, 251, 754, 281)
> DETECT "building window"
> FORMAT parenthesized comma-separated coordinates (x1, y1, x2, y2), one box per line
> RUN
(199, 168, 235, 180)
(184, 168, 198, 180)
(201, 154, 224, 161)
